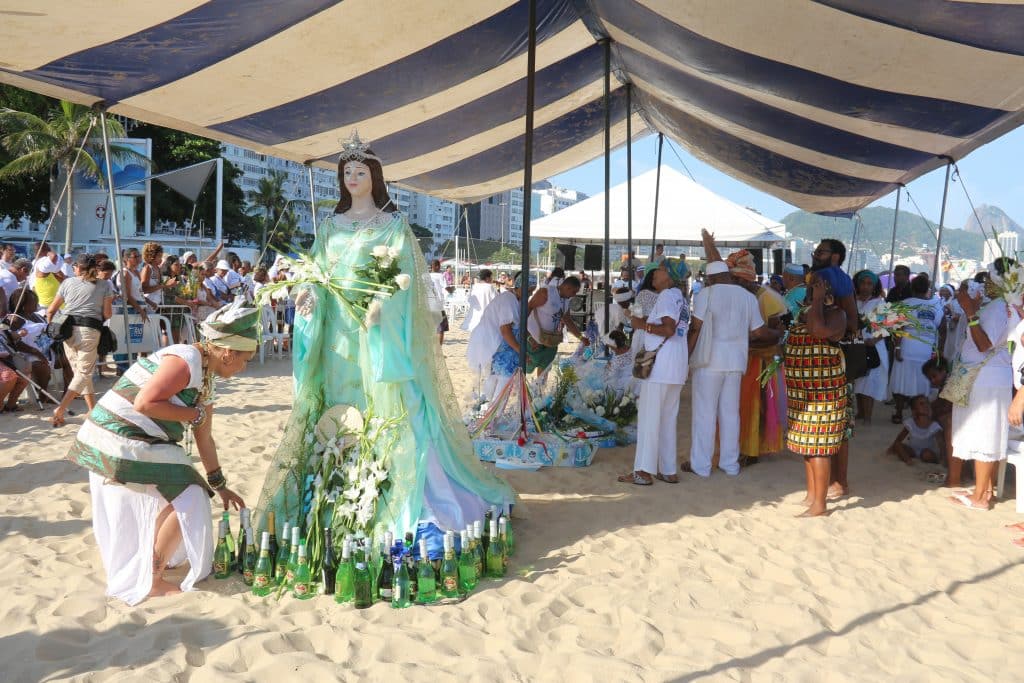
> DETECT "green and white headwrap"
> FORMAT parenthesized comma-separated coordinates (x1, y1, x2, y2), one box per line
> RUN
(200, 300, 261, 352)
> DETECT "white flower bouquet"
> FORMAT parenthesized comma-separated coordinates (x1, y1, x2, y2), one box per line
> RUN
(990, 258, 1024, 308)
(862, 302, 926, 340)
(256, 244, 411, 327)
(298, 403, 404, 576)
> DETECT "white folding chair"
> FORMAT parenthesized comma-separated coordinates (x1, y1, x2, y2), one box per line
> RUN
(259, 305, 287, 363)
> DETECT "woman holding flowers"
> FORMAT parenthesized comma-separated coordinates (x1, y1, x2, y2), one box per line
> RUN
(255, 134, 514, 558)
(889, 275, 942, 424)
(853, 270, 889, 423)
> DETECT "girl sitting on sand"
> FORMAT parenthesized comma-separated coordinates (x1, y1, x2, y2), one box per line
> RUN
(888, 395, 942, 465)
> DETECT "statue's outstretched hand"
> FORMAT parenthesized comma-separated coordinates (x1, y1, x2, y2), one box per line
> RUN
(295, 286, 317, 319)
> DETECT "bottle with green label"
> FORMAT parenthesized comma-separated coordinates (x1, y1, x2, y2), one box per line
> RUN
(472, 521, 485, 578)
(252, 531, 273, 596)
(458, 529, 478, 594)
(241, 523, 258, 585)
(265, 511, 279, 578)
(213, 519, 232, 578)
(377, 543, 395, 602)
(274, 521, 291, 585)
(220, 511, 236, 570)
(392, 549, 412, 609)
(485, 519, 505, 578)
(235, 508, 249, 574)
(284, 526, 300, 588)
(334, 540, 355, 604)
(292, 543, 313, 600)
(501, 512, 515, 557)
(498, 517, 510, 572)
(353, 553, 373, 609)
(440, 533, 459, 598)
(415, 539, 437, 604)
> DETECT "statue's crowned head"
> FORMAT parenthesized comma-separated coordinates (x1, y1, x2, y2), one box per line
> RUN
(335, 130, 395, 214)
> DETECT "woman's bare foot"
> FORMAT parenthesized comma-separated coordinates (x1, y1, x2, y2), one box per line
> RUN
(148, 578, 182, 597)
(826, 483, 848, 500)
(50, 408, 66, 427)
(799, 495, 813, 506)
(1005, 522, 1024, 532)
(797, 506, 829, 517)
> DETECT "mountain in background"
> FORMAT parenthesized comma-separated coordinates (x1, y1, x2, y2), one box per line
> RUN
(781, 206, 984, 261)
(962, 203, 1023, 238)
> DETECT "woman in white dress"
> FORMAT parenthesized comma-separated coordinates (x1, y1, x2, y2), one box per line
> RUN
(948, 269, 1019, 510)
(852, 270, 889, 423)
(889, 275, 942, 423)
(461, 269, 496, 333)
(66, 302, 257, 604)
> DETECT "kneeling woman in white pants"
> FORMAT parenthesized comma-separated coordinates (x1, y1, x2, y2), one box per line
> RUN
(619, 260, 690, 485)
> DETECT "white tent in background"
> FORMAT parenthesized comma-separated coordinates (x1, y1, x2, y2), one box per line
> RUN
(531, 166, 785, 248)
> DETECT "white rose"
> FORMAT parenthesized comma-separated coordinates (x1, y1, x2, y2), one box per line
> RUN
(388, 247, 400, 259)
(612, 408, 620, 415)
(595, 406, 605, 416)
(394, 273, 412, 290)
(371, 245, 389, 258)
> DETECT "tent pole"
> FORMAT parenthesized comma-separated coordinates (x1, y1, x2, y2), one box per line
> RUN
(98, 109, 133, 366)
(214, 157, 223, 254)
(847, 214, 859, 274)
(650, 133, 663, 261)
(932, 158, 952, 286)
(306, 163, 318, 242)
(601, 37, 611, 338)
(625, 84, 633, 285)
(517, 0, 538, 374)
(886, 185, 902, 276)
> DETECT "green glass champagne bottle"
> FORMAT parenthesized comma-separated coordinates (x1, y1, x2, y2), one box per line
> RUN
(265, 511, 279, 577)
(353, 554, 373, 609)
(392, 552, 412, 609)
(292, 543, 313, 600)
(284, 526, 300, 588)
(241, 524, 258, 585)
(481, 511, 491, 554)
(213, 519, 232, 578)
(498, 517, 510, 572)
(220, 511, 236, 569)
(377, 544, 395, 602)
(501, 513, 515, 557)
(236, 508, 250, 575)
(321, 529, 337, 596)
(252, 531, 273, 596)
(415, 539, 437, 604)
(486, 519, 506, 578)
(274, 521, 291, 585)
(335, 540, 355, 604)
(404, 532, 417, 600)
(472, 521, 484, 578)
(458, 529, 477, 594)
(440, 533, 459, 598)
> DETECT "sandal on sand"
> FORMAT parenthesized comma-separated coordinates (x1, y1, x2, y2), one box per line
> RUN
(950, 492, 988, 512)
(655, 473, 679, 484)
(617, 471, 652, 486)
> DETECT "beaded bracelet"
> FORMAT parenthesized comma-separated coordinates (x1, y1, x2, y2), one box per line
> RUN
(206, 468, 227, 490)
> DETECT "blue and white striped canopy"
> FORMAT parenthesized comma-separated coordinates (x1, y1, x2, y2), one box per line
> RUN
(1, 1, 1022, 214)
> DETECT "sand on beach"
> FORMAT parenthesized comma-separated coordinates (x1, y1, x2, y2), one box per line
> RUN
(1, 326, 1022, 682)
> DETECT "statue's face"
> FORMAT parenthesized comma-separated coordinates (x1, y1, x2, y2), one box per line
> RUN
(343, 161, 372, 199)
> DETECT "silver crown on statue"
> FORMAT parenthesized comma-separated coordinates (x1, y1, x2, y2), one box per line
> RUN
(338, 130, 381, 164)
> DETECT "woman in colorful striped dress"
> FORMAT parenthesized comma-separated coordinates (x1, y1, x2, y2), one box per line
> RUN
(67, 302, 258, 604)
(784, 275, 848, 517)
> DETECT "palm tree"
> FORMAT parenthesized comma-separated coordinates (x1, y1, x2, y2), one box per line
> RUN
(0, 101, 150, 251)
(247, 170, 288, 255)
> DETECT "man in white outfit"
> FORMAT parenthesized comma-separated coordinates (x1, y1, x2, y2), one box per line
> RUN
(687, 261, 769, 477)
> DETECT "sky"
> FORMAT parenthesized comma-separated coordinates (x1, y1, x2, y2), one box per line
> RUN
(550, 125, 1024, 230)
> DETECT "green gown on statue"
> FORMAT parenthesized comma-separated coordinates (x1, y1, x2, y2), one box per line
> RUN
(255, 211, 515, 544)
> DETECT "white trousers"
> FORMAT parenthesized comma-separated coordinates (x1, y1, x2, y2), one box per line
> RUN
(690, 369, 742, 476)
(633, 381, 682, 476)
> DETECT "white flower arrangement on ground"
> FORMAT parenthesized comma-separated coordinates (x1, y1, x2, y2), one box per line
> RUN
(298, 403, 405, 575)
(256, 245, 411, 327)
